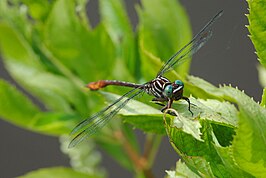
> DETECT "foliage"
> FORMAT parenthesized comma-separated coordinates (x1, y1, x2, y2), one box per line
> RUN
(0, 0, 265, 177)
(18, 167, 100, 178)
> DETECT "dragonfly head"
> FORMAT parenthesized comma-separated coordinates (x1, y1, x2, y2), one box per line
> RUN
(163, 80, 184, 100)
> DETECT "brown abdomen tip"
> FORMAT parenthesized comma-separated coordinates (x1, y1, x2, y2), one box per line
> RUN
(86, 81, 106, 90)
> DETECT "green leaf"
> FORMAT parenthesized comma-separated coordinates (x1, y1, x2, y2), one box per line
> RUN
(246, 0, 266, 67)
(122, 115, 165, 134)
(99, 0, 138, 78)
(31, 112, 79, 135)
(186, 75, 225, 100)
(0, 80, 39, 127)
(197, 99, 238, 127)
(220, 86, 266, 177)
(165, 119, 229, 177)
(166, 108, 202, 142)
(0, 79, 81, 135)
(44, 0, 115, 82)
(0, 22, 88, 113)
(18, 167, 100, 178)
(168, 97, 237, 148)
(215, 146, 253, 178)
(233, 111, 266, 177)
(165, 160, 201, 178)
(0, 22, 42, 69)
(137, 0, 192, 80)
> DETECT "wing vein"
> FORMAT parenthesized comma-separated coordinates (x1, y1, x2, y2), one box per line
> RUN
(157, 10, 223, 77)
(69, 88, 143, 148)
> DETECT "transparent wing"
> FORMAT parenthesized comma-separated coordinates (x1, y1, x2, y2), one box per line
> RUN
(157, 10, 223, 77)
(68, 88, 143, 148)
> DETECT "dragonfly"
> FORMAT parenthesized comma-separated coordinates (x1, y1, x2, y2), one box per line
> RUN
(69, 10, 223, 148)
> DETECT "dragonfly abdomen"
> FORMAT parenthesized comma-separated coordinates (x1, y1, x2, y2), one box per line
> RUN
(87, 80, 144, 90)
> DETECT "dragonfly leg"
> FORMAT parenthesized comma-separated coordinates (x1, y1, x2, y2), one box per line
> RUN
(160, 98, 174, 115)
(152, 98, 167, 107)
(182, 96, 193, 116)
(154, 102, 165, 107)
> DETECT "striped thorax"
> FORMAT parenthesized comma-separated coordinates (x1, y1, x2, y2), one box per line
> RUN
(144, 76, 170, 98)
(144, 76, 184, 101)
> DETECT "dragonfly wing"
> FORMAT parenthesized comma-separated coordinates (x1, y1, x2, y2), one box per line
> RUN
(69, 88, 143, 148)
(157, 10, 223, 77)
(161, 30, 213, 74)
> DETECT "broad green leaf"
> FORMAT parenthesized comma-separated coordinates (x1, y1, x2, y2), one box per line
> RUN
(0, 79, 82, 135)
(44, 0, 115, 82)
(122, 115, 165, 134)
(60, 136, 105, 177)
(246, 0, 266, 67)
(0, 22, 42, 69)
(166, 108, 202, 142)
(215, 146, 253, 178)
(233, 111, 266, 177)
(0, 22, 88, 113)
(99, 0, 138, 79)
(0, 80, 39, 127)
(186, 75, 225, 100)
(220, 86, 266, 177)
(31, 112, 79, 135)
(170, 97, 237, 148)
(165, 119, 209, 157)
(18, 167, 100, 178)
(197, 99, 238, 127)
(165, 120, 229, 177)
(137, 0, 192, 80)
(165, 160, 201, 178)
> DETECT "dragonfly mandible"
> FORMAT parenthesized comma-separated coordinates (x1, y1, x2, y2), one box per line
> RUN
(69, 10, 223, 148)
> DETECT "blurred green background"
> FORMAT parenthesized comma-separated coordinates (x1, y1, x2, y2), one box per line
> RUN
(0, 0, 261, 178)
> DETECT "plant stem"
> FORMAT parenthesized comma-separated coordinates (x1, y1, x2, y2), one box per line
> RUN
(114, 130, 158, 178)
(143, 134, 162, 168)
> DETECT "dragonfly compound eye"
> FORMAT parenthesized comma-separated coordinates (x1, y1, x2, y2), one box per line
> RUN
(174, 80, 184, 87)
(163, 85, 173, 97)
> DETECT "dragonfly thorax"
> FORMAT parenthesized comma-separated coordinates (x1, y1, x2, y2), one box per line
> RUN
(145, 76, 184, 101)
